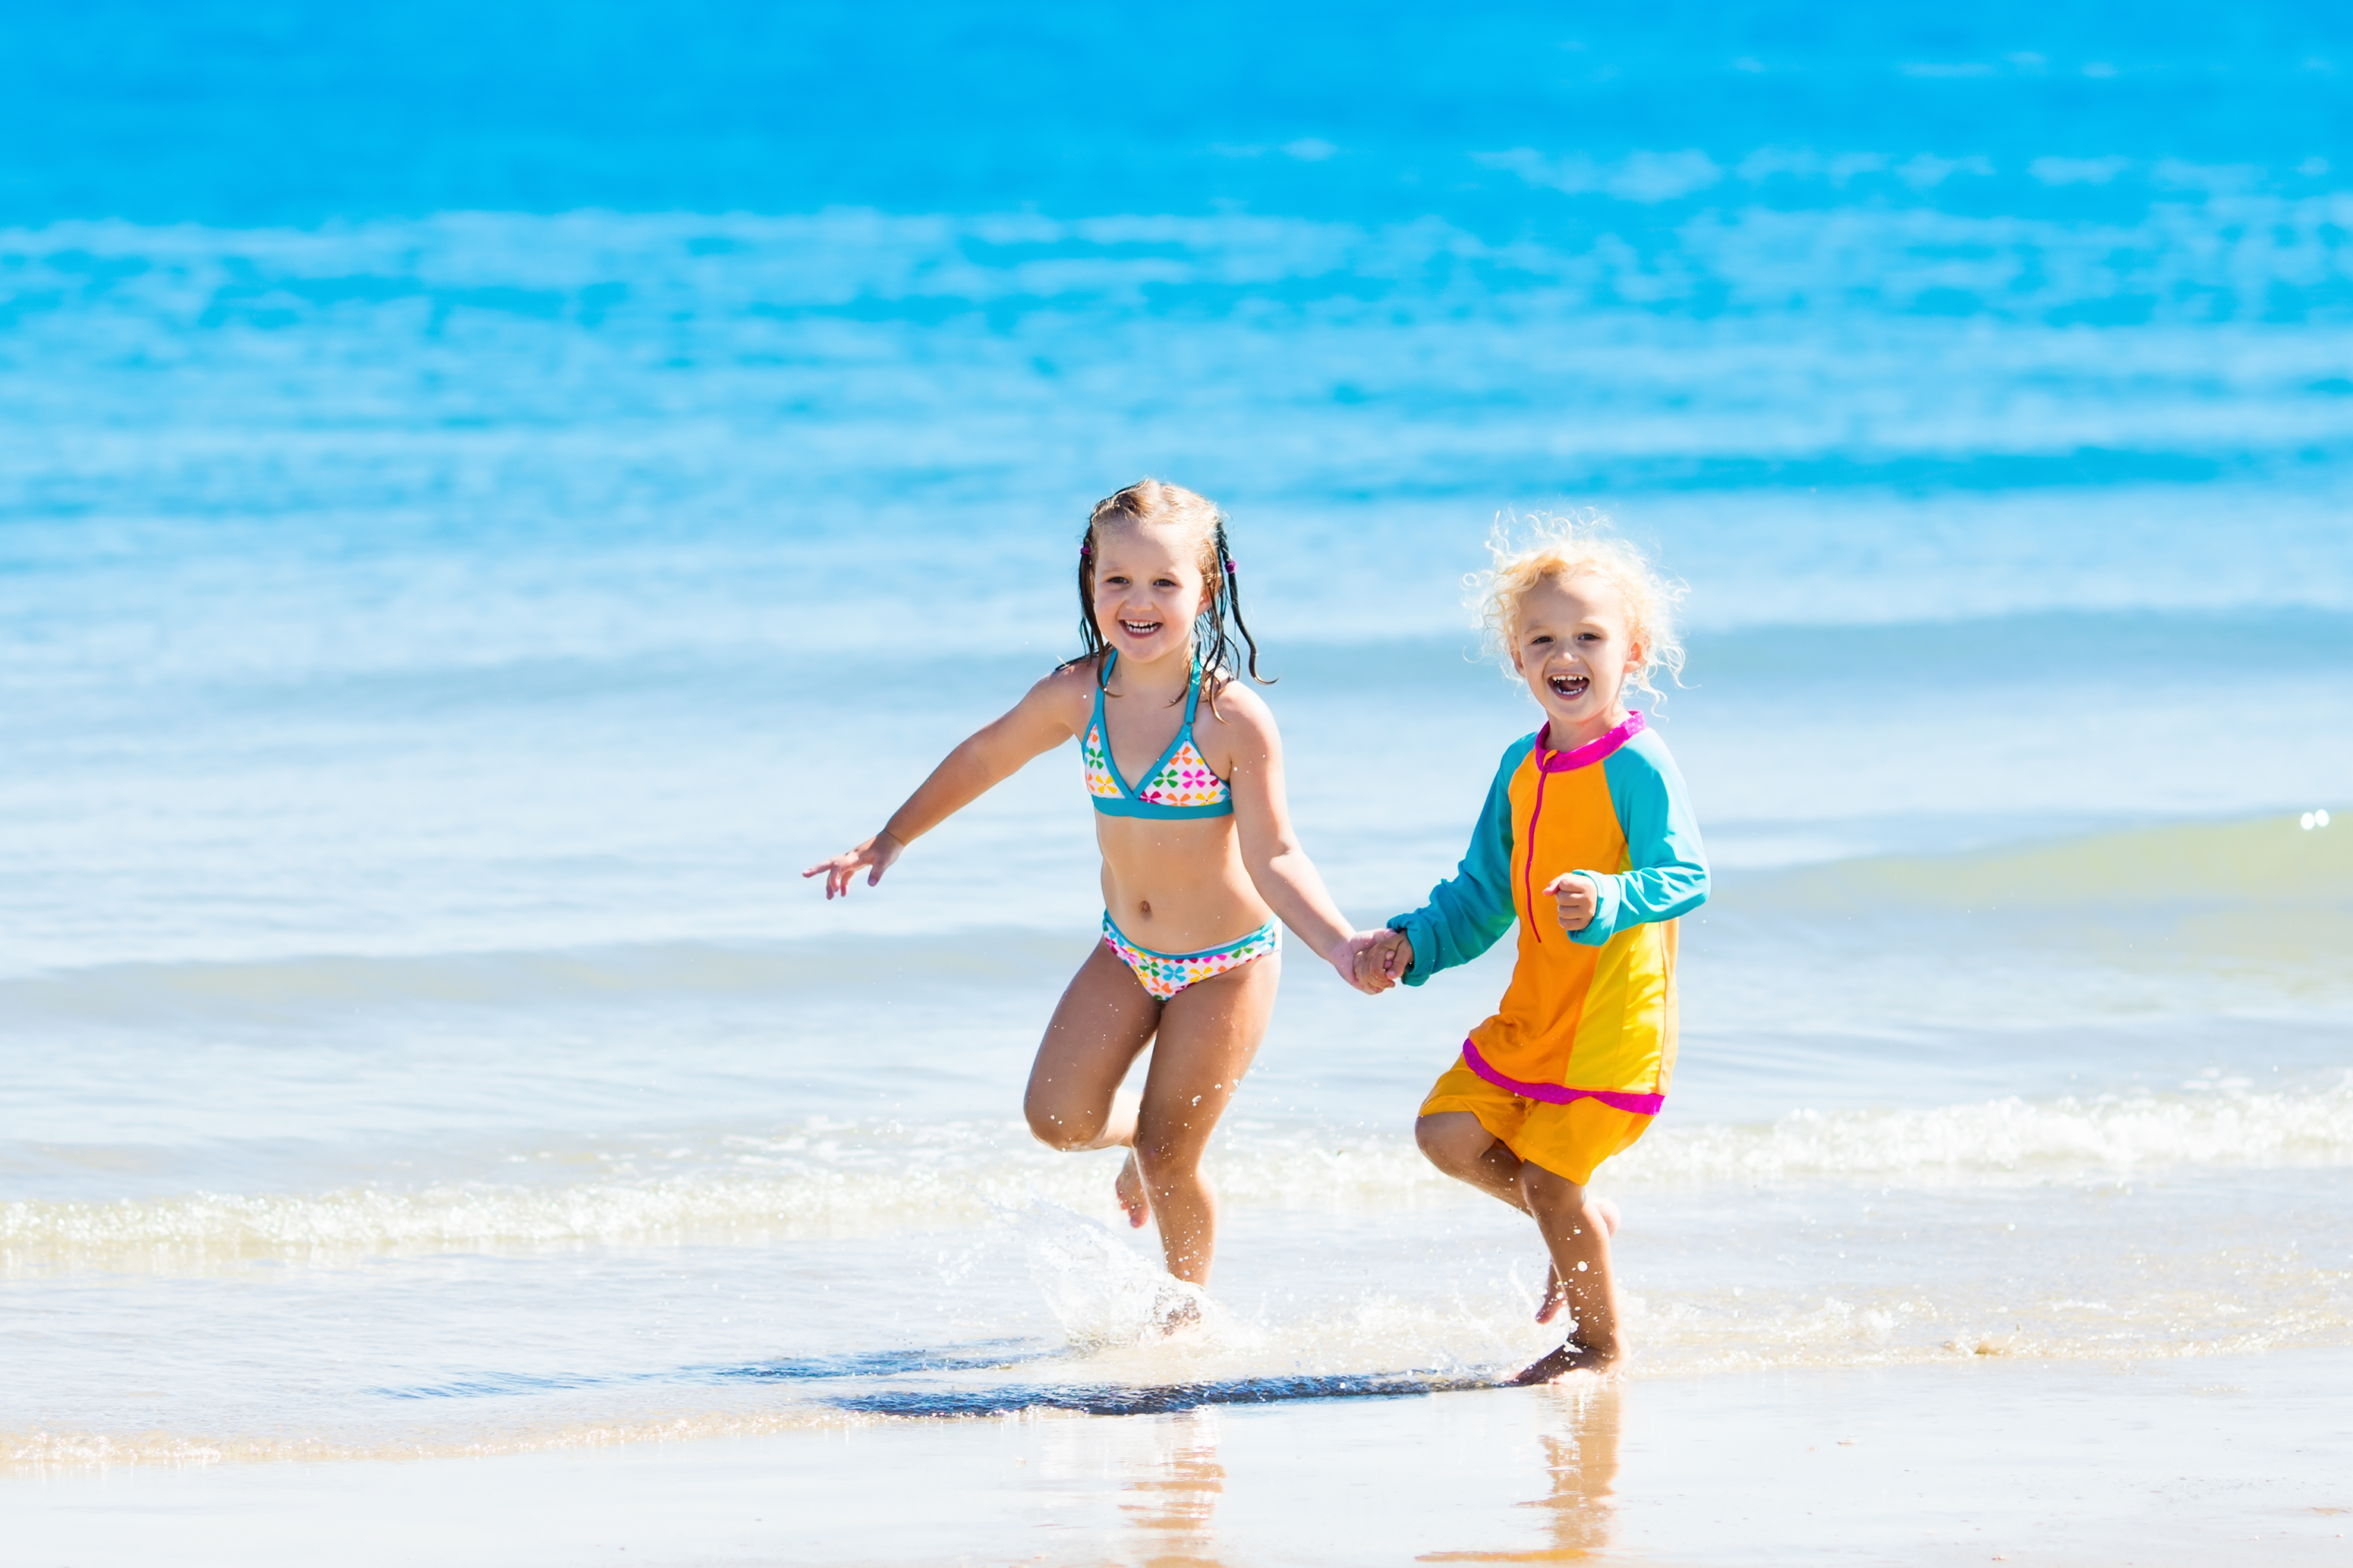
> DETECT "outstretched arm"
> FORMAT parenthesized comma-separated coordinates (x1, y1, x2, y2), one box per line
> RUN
(1220, 694, 1382, 993)
(803, 671, 1081, 898)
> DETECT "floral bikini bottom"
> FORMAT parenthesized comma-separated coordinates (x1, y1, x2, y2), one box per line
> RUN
(1100, 913, 1280, 1001)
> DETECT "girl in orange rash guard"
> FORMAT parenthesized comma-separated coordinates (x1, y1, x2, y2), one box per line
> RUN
(1356, 520, 1708, 1384)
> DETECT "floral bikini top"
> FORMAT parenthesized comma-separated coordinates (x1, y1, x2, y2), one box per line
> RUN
(1081, 651, 1235, 819)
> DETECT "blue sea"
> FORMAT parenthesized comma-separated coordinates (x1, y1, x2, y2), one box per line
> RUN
(4, 5, 2351, 1560)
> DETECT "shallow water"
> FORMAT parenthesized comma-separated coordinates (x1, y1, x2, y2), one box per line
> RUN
(3, 0, 2351, 1499)
(16, 1355, 2353, 1566)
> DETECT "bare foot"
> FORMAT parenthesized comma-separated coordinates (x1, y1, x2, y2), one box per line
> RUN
(1510, 1340, 1618, 1384)
(1534, 1198, 1622, 1323)
(1154, 1292, 1203, 1336)
(1115, 1151, 1151, 1230)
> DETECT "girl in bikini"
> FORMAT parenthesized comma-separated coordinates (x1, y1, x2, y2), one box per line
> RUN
(805, 479, 1382, 1287)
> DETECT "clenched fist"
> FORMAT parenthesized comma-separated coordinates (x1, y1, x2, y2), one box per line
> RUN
(1543, 872, 1599, 934)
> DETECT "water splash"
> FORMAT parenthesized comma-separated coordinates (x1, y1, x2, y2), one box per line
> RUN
(1015, 1201, 1227, 1352)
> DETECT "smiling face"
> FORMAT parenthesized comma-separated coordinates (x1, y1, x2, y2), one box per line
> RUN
(1510, 571, 1647, 748)
(1090, 521, 1214, 666)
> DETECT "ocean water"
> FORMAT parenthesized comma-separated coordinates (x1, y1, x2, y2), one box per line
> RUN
(3, 2, 2351, 1483)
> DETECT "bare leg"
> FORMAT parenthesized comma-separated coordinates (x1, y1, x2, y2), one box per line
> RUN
(1025, 943, 1161, 1207)
(1024, 940, 1280, 1271)
(1129, 949, 1281, 1285)
(1542, 1196, 1619, 1324)
(1512, 1160, 1624, 1381)
(1110, 1132, 1150, 1229)
(1416, 1113, 1618, 1325)
(1416, 1111, 1529, 1210)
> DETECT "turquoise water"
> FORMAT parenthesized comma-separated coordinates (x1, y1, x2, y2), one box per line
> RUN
(2, 2, 2350, 1469)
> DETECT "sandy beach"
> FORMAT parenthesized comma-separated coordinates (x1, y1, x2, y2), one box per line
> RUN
(14, 1350, 2348, 1566)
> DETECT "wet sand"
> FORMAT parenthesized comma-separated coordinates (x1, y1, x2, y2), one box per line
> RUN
(14, 1348, 2348, 1566)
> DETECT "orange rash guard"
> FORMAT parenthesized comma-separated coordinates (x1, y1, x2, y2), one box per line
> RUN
(1387, 711, 1709, 1119)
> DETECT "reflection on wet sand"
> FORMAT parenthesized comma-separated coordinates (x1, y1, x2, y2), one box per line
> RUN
(1117, 1409, 1226, 1567)
(1029, 1404, 1230, 1566)
(1421, 1382, 1624, 1563)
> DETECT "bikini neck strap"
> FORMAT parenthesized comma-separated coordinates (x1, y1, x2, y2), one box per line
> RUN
(1095, 647, 1206, 724)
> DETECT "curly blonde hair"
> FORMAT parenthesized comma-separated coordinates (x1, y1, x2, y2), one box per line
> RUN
(1472, 512, 1687, 701)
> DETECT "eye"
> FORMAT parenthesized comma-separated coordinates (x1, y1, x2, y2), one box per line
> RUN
(1154, 576, 1180, 589)
(1529, 633, 1552, 646)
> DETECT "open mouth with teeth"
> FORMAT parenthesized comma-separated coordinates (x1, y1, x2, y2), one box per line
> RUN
(1120, 619, 1164, 637)
(1547, 672, 1591, 701)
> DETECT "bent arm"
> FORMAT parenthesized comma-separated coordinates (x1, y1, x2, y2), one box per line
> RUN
(1224, 704, 1356, 960)
(1568, 741, 1710, 946)
(1385, 737, 1530, 984)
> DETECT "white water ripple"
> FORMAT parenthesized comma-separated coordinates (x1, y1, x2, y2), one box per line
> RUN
(8, 1082, 2348, 1270)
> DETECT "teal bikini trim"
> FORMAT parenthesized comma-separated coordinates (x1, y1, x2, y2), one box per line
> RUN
(1090, 793, 1225, 820)
(1081, 651, 1236, 820)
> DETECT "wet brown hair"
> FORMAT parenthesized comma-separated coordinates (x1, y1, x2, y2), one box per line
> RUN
(1066, 478, 1268, 707)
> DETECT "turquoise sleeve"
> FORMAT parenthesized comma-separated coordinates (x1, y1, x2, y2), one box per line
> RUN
(1386, 735, 1536, 984)
(1570, 730, 1710, 946)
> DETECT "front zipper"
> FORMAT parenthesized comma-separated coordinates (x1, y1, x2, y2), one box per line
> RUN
(1523, 751, 1553, 943)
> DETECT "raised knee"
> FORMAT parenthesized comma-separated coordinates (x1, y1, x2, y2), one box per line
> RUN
(1024, 1098, 1101, 1152)
(1415, 1113, 1487, 1174)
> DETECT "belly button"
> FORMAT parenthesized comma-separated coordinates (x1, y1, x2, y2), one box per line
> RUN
(1137, 901, 1151, 918)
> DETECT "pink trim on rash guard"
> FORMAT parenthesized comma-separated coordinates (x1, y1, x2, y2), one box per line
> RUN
(1536, 709, 1646, 773)
(1520, 710, 1647, 946)
(1460, 1041, 1665, 1116)
(1522, 753, 1554, 944)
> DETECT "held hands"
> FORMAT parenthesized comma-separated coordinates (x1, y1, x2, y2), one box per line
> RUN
(1326, 930, 1406, 996)
(1543, 872, 1599, 934)
(802, 830, 905, 899)
(1337, 879, 1592, 993)
(1342, 927, 1413, 994)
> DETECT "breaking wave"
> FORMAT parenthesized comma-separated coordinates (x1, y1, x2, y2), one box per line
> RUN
(10, 1081, 2349, 1270)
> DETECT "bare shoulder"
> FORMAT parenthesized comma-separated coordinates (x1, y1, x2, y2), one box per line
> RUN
(1027, 653, 1107, 729)
(1196, 675, 1281, 764)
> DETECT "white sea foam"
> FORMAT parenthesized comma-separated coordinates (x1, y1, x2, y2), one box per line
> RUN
(10, 1082, 2348, 1270)
(1613, 1079, 2353, 1186)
